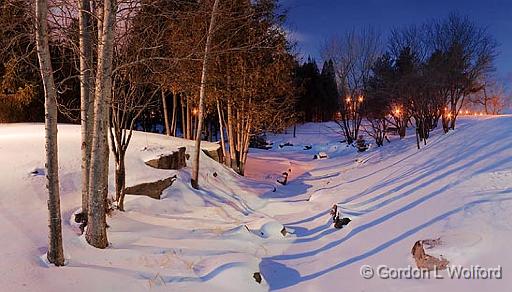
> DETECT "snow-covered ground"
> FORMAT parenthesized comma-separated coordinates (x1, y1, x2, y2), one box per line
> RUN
(0, 116, 511, 291)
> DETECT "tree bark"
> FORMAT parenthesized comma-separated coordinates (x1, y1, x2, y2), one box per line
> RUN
(191, 0, 220, 189)
(171, 91, 178, 136)
(114, 151, 126, 211)
(238, 118, 251, 176)
(415, 128, 421, 150)
(483, 88, 489, 114)
(186, 97, 191, 139)
(207, 120, 213, 142)
(161, 90, 171, 135)
(35, 0, 65, 266)
(226, 100, 237, 171)
(86, 0, 116, 249)
(180, 94, 186, 138)
(79, 0, 94, 215)
(216, 98, 228, 165)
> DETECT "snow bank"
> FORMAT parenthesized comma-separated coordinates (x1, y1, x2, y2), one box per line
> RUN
(0, 124, 279, 292)
(246, 116, 512, 292)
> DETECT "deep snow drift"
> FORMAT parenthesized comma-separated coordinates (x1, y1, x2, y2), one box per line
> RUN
(0, 116, 511, 291)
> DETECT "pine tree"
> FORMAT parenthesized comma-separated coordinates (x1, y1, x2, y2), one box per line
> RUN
(320, 59, 339, 121)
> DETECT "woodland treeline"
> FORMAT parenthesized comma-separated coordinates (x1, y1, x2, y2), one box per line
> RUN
(322, 15, 503, 147)
(0, 0, 507, 266)
(2, 0, 297, 171)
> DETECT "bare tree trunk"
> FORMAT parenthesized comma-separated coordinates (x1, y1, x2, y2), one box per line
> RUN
(483, 88, 489, 114)
(191, 111, 196, 139)
(207, 120, 213, 142)
(186, 97, 191, 139)
(79, 0, 94, 216)
(171, 91, 178, 136)
(86, 0, 116, 249)
(226, 100, 237, 171)
(216, 98, 228, 165)
(398, 116, 407, 138)
(35, 0, 65, 266)
(238, 118, 251, 176)
(236, 109, 242, 159)
(415, 127, 421, 150)
(191, 0, 219, 189)
(449, 98, 460, 130)
(180, 95, 186, 138)
(161, 90, 171, 135)
(114, 151, 126, 210)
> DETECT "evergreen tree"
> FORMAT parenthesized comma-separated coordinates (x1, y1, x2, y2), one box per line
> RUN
(320, 59, 339, 121)
(295, 57, 338, 122)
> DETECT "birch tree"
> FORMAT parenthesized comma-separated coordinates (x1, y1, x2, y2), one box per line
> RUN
(79, 0, 94, 218)
(191, 0, 220, 189)
(86, 0, 116, 249)
(35, 0, 65, 266)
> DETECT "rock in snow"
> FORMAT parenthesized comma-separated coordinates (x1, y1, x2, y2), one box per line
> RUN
(411, 240, 449, 271)
(124, 175, 177, 199)
(144, 147, 187, 170)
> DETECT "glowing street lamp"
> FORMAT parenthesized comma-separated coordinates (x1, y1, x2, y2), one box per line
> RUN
(345, 97, 351, 103)
(358, 96, 364, 103)
(192, 108, 198, 115)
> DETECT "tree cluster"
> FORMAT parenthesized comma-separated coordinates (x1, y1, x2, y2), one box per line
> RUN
(21, 0, 298, 263)
(294, 58, 339, 122)
(323, 14, 498, 148)
(0, 0, 78, 123)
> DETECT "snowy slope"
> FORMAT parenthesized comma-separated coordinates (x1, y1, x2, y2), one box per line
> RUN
(0, 124, 281, 292)
(0, 116, 511, 292)
(251, 116, 512, 291)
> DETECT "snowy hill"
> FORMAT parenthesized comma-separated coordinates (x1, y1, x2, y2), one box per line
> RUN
(0, 116, 511, 291)
(0, 124, 275, 292)
(252, 116, 512, 291)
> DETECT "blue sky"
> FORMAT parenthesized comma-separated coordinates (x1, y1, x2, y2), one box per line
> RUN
(281, 0, 512, 80)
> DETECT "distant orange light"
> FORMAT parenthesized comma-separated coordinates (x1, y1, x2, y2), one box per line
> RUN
(346, 97, 351, 103)
(358, 96, 364, 102)
(192, 108, 198, 115)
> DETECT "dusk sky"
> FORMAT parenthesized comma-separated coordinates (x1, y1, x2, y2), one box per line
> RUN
(282, 0, 512, 81)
